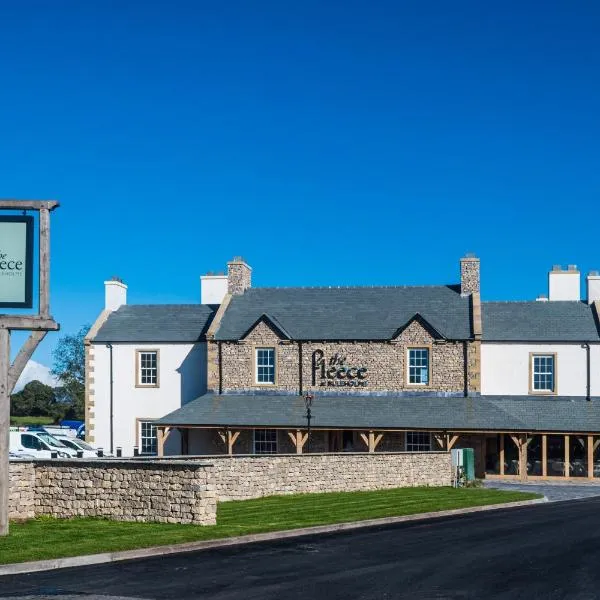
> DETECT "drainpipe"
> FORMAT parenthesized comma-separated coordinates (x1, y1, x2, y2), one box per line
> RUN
(106, 343, 114, 452)
(582, 343, 591, 401)
(218, 341, 223, 395)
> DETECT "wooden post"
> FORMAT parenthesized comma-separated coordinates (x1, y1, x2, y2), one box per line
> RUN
(565, 435, 570, 478)
(499, 434, 505, 476)
(447, 434, 460, 450)
(0, 329, 10, 536)
(157, 428, 165, 457)
(588, 435, 594, 480)
(0, 200, 60, 536)
(39, 207, 50, 318)
(287, 430, 308, 454)
(218, 429, 240, 455)
(542, 435, 547, 477)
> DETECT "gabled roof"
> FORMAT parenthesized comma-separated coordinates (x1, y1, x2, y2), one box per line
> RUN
(215, 286, 473, 341)
(240, 313, 292, 340)
(156, 393, 600, 432)
(93, 304, 217, 343)
(482, 301, 600, 342)
(391, 313, 446, 340)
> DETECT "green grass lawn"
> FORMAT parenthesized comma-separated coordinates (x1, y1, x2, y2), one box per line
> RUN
(10, 415, 55, 427)
(0, 487, 540, 565)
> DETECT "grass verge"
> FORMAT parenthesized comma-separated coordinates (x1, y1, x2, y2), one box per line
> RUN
(0, 487, 541, 565)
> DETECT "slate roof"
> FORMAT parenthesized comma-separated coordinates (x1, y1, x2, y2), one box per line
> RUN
(93, 305, 217, 343)
(215, 286, 473, 341)
(482, 301, 600, 342)
(157, 393, 600, 433)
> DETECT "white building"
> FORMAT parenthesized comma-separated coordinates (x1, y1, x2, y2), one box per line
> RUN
(85, 275, 224, 455)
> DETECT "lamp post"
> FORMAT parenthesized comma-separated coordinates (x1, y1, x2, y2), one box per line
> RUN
(304, 393, 313, 453)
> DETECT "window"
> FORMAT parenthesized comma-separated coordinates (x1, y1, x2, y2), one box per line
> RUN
(406, 431, 432, 452)
(407, 348, 430, 385)
(255, 347, 275, 384)
(253, 429, 277, 454)
(140, 421, 157, 455)
(532, 354, 555, 393)
(137, 350, 159, 387)
(21, 434, 42, 451)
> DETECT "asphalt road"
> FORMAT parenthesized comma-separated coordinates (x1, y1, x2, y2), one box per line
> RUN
(2, 499, 600, 600)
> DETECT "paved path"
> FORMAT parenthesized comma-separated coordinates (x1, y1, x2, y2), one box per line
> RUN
(484, 479, 600, 501)
(3, 499, 600, 599)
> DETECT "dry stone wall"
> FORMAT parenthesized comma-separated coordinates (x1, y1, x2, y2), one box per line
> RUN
(211, 452, 452, 501)
(8, 461, 35, 520)
(219, 319, 469, 395)
(8, 460, 216, 525)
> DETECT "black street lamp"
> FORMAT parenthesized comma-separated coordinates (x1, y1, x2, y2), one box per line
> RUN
(304, 393, 313, 453)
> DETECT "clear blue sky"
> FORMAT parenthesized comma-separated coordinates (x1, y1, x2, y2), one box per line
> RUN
(1, 1, 599, 366)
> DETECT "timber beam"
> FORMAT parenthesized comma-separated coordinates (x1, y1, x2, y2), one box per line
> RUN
(0, 200, 59, 211)
(0, 318, 59, 331)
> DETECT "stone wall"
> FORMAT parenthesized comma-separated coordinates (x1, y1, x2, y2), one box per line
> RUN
(210, 452, 452, 501)
(8, 461, 35, 520)
(8, 460, 216, 525)
(219, 319, 470, 395)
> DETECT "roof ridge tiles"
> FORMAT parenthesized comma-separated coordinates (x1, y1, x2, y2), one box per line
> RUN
(249, 284, 458, 290)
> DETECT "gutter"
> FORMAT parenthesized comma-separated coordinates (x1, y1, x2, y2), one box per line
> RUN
(106, 343, 114, 452)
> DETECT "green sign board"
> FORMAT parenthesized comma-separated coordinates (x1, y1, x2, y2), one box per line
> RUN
(0, 216, 34, 308)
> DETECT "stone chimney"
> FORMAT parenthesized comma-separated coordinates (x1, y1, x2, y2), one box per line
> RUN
(548, 265, 580, 301)
(200, 272, 228, 304)
(104, 277, 127, 312)
(227, 257, 251, 295)
(587, 271, 600, 304)
(460, 254, 480, 297)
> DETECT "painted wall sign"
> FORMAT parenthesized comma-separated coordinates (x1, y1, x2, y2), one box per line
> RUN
(0, 216, 34, 308)
(312, 350, 368, 387)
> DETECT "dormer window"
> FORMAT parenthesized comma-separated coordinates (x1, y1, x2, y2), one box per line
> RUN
(255, 347, 275, 384)
(407, 348, 430, 385)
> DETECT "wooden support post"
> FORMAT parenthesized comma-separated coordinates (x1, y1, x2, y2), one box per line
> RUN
(447, 434, 460, 450)
(542, 435, 547, 477)
(39, 207, 50, 318)
(565, 435, 570, 478)
(0, 329, 10, 537)
(218, 430, 242, 455)
(520, 434, 527, 481)
(499, 434, 505, 476)
(287, 430, 308, 454)
(157, 427, 165, 457)
(359, 432, 369, 451)
(7, 331, 47, 394)
(588, 435, 594, 480)
(433, 433, 445, 450)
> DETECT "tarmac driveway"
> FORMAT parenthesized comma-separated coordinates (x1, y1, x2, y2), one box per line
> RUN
(484, 479, 600, 501)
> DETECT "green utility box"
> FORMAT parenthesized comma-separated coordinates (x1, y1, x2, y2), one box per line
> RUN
(463, 448, 475, 481)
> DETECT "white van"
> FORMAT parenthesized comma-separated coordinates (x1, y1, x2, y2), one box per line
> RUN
(50, 433, 103, 458)
(9, 431, 76, 458)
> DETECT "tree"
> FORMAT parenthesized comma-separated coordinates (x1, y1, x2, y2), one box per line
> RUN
(11, 380, 57, 418)
(51, 325, 90, 421)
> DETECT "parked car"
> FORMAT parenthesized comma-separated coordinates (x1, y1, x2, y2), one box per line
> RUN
(10, 431, 77, 458)
(50, 433, 107, 458)
(9, 451, 35, 459)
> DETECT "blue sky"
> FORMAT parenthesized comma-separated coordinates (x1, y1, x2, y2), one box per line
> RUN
(1, 1, 599, 366)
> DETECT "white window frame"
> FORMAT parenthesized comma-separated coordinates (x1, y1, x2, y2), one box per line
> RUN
(531, 354, 556, 393)
(407, 347, 430, 386)
(253, 429, 278, 454)
(405, 431, 432, 452)
(139, 421, 158, 455)
(137, 350, 159, 387)
(255, 347, 276, 385)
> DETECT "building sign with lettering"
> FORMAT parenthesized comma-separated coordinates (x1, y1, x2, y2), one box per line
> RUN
(312, 350, 368, 387)
(0, 216, 33, 308)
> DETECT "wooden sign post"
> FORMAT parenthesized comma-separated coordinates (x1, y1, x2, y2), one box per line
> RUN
(0, 199, 60, 536)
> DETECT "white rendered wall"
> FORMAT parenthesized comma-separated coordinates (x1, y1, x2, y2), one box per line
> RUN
(481, 343, 596, 396)
(91, 342, 207, 456)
